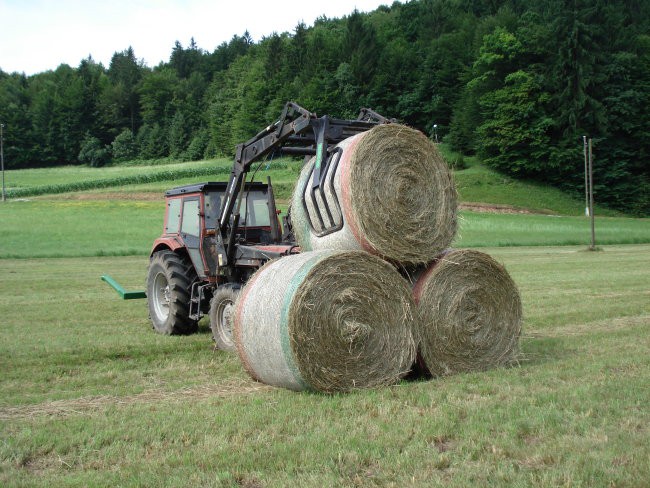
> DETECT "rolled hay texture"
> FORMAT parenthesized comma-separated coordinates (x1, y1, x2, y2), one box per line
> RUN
(291, 124, 457, 266)
(412, 249, 522, 376)
(234, 250, 416, 393)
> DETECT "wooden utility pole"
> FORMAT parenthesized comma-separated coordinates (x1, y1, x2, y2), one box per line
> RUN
(1, 123, 5, 202)
(588, 139, 596, 250)
(583, 135, 589, 216)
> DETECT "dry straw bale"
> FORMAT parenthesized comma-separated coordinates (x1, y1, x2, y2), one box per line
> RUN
(412, 249, 522, 376)
(234, 250, 416, 393)
(292, 124, 457, 266)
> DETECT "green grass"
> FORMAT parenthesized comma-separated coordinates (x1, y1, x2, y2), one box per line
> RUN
(0, 200, 164, 258)
(454, 164, 621, 216)
(2, 150, 648, 486)
(1, 199, 648, 259)
(436, 144, 621, 217)
(3, 159, 225, 189)
(4, 149, 626, 216)
(1, 246, 648, 486)
(5, 160, 296, 199)
(456, 212, 650, 247)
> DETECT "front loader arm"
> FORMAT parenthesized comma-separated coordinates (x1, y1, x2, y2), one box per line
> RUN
(218, 102, 315, 234)
(217, 101, 393, 271)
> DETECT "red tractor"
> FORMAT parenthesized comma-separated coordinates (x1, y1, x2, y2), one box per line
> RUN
(105, 103, 392, 350)
(146, 179, 289, 350)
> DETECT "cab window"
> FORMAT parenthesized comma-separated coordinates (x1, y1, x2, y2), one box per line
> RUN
(204, 192, 223, 229)
(181, 199, 200, 237)
(165, 198, 182, 234)
(241, 192, 270, 227)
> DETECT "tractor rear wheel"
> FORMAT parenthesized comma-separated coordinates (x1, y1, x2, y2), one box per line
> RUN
(146, 251, 198, 335)
(210, 285, 240, 352)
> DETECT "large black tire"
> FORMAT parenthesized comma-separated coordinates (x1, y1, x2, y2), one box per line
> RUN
(146, 250, 198, 335)
(210, 285, 240, 352)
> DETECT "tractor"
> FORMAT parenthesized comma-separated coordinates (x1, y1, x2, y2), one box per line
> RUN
(104, 102, 393, 351)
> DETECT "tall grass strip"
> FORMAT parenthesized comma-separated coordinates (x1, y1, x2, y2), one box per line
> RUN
(6, 162, 288, 198)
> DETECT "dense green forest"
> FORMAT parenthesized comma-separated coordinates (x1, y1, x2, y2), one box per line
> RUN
(1, 0, 649, 214)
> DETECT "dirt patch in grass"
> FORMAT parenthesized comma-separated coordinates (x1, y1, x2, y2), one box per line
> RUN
(0, 380, 272, 421)
(459, 202, 552, 214)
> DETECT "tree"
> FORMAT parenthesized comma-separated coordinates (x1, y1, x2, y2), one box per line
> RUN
(27, 64, 86, 163)
(3, 0, 649, 213)
(78, 134, 110, 167)
(0, 71, 33, 167)
(550, 0, 605, 140)
(449, 27, 523, 152)
(137, 123, 167, 159)
(344, 10, 380, 91)
(139, 68, 178, 125)
(476, 70, 553, 176)
(111, 129, 137, 162)
(106, 47, 144, 133)
(170, 38, 204, 79)
(168, 111, 188, 158)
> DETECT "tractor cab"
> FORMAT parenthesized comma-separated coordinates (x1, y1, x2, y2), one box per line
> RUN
(152, 181, 282, 283)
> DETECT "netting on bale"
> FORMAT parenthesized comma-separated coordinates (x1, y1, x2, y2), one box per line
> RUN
(412, 249, 522, 376)
(234, 250, 416, 393)
(291, 124, 457, 266)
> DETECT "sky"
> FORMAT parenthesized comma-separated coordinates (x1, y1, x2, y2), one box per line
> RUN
(0, 0, 391, 75)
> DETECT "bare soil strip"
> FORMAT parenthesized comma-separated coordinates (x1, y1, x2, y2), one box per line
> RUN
(459, 202, 549, 214)
(0, 380, 273, 421)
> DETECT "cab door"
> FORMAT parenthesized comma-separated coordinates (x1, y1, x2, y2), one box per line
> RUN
(180, 196, 206, 278)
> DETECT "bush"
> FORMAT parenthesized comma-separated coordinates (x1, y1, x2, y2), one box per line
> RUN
(78, 136, 110, 167)
(137, 124, 167, 159)
(111, 129, 137, 162)
(449, 154, 467, 170)
(184, 129, 209, 162)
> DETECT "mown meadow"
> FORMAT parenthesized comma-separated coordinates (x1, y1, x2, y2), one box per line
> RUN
(1, 158, 649, 486)
(1, 246, 648, 487)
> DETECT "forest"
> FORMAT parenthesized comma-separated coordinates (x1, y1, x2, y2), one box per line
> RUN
(0, 0, 648, 214)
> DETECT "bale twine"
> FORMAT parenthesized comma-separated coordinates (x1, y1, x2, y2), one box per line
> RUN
(412, 249, 522, 376)
(291, 124, 457, 266)
(234, 250, 416, 393)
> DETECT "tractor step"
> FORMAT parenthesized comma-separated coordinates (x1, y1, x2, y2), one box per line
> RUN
(101, 275, 146, 300)
(188, 282, 208, 321)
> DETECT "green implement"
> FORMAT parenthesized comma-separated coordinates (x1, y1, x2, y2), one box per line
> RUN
(101, 275, 146, 300)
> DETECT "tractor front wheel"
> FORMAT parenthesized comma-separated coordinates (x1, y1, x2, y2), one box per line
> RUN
(210, 285, 240, 352)
(146, 251, 198, 335)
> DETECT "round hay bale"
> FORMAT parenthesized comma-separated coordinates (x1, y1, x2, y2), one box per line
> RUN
(412, 250, 522, 376)
(234, 250, 416, 393)
(291, 124, 457, 266)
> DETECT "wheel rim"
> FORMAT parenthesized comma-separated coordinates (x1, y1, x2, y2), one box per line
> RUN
(152, 271, 171, 323)
(217, 299, 235, 347)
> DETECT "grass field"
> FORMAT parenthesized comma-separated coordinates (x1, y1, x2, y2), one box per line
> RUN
(4, 148, 623, 216)
(1, 245, 648, 486)
(1, 155, 648, 486)
(1, 198, 648, 259)
(2, 159, 225, 189)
